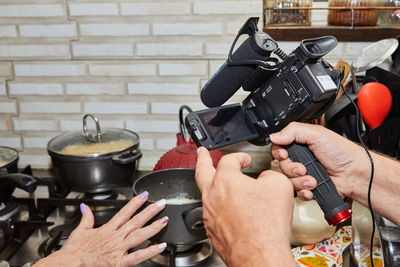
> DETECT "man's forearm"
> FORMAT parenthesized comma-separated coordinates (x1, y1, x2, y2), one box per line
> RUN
(349, 151, 400, 226)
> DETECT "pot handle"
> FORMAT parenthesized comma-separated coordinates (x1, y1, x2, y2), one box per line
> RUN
(112, 151, 142, 165)
(0, 173, 37, 193)
(183, 207, 204, 231)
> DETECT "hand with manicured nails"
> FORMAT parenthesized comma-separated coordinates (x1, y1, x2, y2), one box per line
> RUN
(269, 122, 367, 201)
(33, 192, 168, 267)
(196, 147, 296, 267)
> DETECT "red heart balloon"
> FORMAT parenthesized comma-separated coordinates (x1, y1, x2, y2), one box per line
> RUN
(358, 82, 392, 129)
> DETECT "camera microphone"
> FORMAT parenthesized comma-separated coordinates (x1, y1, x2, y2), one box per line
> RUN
(201, 29, 277, 108)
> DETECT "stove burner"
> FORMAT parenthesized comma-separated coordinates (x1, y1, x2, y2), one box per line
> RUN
(150, 242, 213, 266)
(48, 224, 76, 246)
(0, 201, 19, 221)
(84, 190, 118, 200)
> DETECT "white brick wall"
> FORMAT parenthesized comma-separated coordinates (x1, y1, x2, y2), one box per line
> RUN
(20, 102, 81, 114)
(120, 3, 191, 16)
(0, 80, 5, 95)
(19, 24, 77, 38)
(13, 119, 59, 131)
(89, 63, 156, 76)
(60, 119, 124, 131)
(151, 102, 206, 114)
(0, 4, 64, 18)
(0, 101, 17, 113)
(0, 45, 70, 59)
(156, 138, 177, 150)
(14, 63, 86, 77)
(193, 1, 261, 14)
(0, 25, 17, 38)
(136, 43, 202, 57)
(128, 83, 198, 95)
(0, 120, 8, 131)
(159, 62, 208, 76)
(206, 43, 231, 56)
(9, 83, 63, 95)
(23, 136, 53, 149)
(84, 102, 147, 114)
(19, 154, 51, 169)
(80, 24, 149, 37)
(66, 83, 125, 95)
(0, 62, 13, 77)
(153, 23, 223, 36)
(139, 138, 155, 150)
(0, 0, 376, 171)
(72, 44, 133, 57)
(69, 3, 118, 16)
(0, 136, 21, 148)
(127, 120, 178, 133)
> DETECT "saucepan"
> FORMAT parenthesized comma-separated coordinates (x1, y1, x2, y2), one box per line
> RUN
(0, 146, 37, 204)
(132, 168, 206, 255)
(47, 114, 142, 193)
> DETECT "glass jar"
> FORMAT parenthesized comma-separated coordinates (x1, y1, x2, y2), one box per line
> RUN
(328, 0, 380, 26)
(264, 0, 312, 26)
(378, 0, 400, 25)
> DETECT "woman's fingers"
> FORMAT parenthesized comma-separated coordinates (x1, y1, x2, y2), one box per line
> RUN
(120, 199, 166, 236)
(122, 216, 168, 249)
(122, 243, 167, 267)
(76, 204, 94, 230)
(106, 192, 149, 230)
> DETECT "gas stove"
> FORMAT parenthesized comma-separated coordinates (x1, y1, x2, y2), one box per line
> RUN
(0, 170, 225, 267)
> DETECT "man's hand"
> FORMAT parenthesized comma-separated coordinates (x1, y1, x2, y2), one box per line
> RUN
(196, 147, 296, 267)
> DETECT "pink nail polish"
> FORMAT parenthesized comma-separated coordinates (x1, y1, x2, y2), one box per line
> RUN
(158, 242, 167, 249)
(80, 203, 86, 214)
(160, 216, 169, 224)
(139, 191, 149, 199)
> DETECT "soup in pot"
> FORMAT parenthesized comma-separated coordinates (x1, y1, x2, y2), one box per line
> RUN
(59, 139, 134, 156)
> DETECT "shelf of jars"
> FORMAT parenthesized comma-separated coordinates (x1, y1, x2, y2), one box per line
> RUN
(263, 4, 400, 41)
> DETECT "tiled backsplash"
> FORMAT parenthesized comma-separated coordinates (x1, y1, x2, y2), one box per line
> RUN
(0, 0, 375, 171)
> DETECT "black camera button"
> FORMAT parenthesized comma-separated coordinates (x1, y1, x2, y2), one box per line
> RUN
(190, 123, 206, 141)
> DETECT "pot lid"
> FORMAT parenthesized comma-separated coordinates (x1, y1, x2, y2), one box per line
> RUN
(47, 114, 139, 157)
(0, 146, 18, 168)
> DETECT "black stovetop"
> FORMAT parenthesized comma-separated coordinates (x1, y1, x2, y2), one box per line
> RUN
(0, 170, 225, 267)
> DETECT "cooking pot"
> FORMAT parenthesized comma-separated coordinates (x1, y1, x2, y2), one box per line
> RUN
(132, 169, 206, 250)
(0, 146, 37, 203)
(47, 114, 142, 193)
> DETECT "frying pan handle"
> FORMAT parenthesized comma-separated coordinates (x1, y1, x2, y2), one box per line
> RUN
(0, 173, 37, 193)
(183, 207, 204, 231)
(112, 151, 142, 165)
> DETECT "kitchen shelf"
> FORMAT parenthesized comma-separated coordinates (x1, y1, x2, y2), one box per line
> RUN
(263, 6, 400, 41)
(263, 25, 400, 42)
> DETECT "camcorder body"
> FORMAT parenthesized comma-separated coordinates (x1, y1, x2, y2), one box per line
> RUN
(185, 17, 352, 226)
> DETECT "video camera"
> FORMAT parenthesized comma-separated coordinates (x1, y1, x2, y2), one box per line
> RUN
(185, 17, 352, 226)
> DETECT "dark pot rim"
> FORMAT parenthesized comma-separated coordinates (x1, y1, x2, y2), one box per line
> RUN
(47, 128, 140, 159)
(132, 168, 199, 206)
(47, 132, 140, 160)
(0, 146, 19, 170)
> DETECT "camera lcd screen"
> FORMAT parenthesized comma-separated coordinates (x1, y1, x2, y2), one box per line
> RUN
(197, 105, 258, 147)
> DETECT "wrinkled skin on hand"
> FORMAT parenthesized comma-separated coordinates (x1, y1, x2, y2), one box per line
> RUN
(270, 122, 366, 201)
(196, 147, 296, 267)
(33, 194, 168, 267)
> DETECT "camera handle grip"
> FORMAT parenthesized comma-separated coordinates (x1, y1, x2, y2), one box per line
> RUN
(285, 142, 352, 226)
